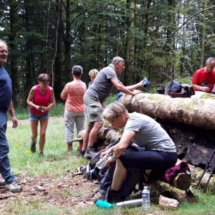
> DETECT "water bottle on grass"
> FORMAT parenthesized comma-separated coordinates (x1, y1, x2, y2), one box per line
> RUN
(142, 186, 150, 211)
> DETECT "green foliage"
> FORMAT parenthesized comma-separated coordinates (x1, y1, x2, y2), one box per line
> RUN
(1, 0, 215, 108)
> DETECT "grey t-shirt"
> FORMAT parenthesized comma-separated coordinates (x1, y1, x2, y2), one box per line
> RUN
(125, 112, 176, 152)
(86, 64, 117, 103)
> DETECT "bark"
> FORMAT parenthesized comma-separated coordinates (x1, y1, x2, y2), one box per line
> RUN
(188, 164, 215, 193)
(121, 93, 215, 130)
(153, 180, 187, 201)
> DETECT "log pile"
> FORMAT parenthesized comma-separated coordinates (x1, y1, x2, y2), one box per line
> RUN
(121, 93, 215, 169)
(120, 92, 215, 193)
(121, 92, 215, 130)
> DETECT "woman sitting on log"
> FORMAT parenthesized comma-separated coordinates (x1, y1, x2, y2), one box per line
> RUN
(101, 102, 177, 201)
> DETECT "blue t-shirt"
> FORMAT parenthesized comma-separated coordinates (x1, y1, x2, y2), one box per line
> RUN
(0, 66, 12, 112)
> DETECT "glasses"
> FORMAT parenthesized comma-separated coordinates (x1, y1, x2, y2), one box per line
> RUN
(0, 50, 8, 54)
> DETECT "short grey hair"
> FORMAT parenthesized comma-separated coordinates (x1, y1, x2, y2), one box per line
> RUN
(206, 57, 215, 64)
(71, 65, 83, 76)
(102, 102, 128, 120)
(111, 56, 124, 64)
(0, 39, 8, 48)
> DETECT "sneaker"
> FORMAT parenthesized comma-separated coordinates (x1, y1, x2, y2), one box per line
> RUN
(84, 147, 96, 159)
(5, 182, 21, 193)
(30, 140, 36, 153)
(39, 151, 44, 157)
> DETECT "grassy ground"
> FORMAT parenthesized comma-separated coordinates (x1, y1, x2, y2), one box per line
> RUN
(2, 102, 215, 215)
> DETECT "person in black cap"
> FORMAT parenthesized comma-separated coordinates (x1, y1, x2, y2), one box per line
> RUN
(61, 65, 87, 152)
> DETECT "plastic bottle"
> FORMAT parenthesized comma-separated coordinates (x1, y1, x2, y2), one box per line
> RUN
(116, 199, 142, 208)
(96, 156, 108, 169)
(94, 199, 114, 209)
(142, 186, 150, 211)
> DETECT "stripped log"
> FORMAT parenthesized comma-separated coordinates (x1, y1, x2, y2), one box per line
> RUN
(121, 93, 215, 130)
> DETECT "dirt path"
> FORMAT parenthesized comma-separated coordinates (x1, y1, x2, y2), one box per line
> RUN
(0, 172, 99, 213)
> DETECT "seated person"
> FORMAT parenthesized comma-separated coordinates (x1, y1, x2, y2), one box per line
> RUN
(101, 102, 177, 202)
(192, 57, 215, 93)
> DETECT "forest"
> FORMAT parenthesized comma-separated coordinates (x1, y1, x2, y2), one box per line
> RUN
(1, 0, 215, 107)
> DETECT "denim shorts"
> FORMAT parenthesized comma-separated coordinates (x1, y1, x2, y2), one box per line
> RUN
(29, 112, 49, 120)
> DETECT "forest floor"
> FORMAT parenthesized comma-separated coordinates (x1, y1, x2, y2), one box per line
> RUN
(0, 171, 98, 212)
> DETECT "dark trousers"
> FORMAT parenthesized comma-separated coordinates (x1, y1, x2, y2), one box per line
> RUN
(0, 111, 15, 184)
(120, 150, 177, 180)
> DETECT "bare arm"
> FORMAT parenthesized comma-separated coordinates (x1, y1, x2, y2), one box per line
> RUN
(42, 88, 56, 112)
(103, 130, 135, 166)
(8, 101, 18, 128)
(60, 86, 67, 100)
(111, 78, 141, 96)
(112, 130, 135, 159)
(26, 87, 40, 109)
(192, 84, 210, 93)
(126, 80, 143, 91)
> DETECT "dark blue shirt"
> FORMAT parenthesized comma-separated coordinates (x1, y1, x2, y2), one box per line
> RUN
(0, 66, 12, 112)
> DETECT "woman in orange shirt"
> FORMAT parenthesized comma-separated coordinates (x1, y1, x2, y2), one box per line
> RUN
(61, 65, 87, 152)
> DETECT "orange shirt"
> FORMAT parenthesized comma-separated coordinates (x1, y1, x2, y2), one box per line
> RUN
(61, 80, 86, 112)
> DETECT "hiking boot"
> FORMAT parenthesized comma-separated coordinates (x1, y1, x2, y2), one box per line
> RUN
(107, 189, 122, 203)
(79, 150, 85, 157)
(173, 172, 191, 191)
(5, 182, 22, 193)
(30, 140, 36, 153)
(84, 147, 96, 159)
(39, 151, 44, 157)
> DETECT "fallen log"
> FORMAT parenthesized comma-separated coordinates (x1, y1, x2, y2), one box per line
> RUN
(121, 93, 215, 130)
(153, 180, 187, 201)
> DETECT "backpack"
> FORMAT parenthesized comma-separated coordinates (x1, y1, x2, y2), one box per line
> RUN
(160, 161, 191, 191)
(169, 80, 182, 93)
(83, 142, 146, 202)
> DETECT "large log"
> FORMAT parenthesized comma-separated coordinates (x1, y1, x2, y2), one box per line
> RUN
(121, 93, 215, 130)
(121, 92, 215, 171)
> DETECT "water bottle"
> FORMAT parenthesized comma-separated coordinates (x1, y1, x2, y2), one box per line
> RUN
(116, 199, 142, 208)
(94, 199, 114, 209)
(96, 156, 108, 169)
(142, 186, 150, 211)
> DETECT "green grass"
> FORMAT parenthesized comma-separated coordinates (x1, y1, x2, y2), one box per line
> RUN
(2, 102, 215, 214)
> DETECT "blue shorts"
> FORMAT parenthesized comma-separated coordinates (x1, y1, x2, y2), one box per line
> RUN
(29, 112, 49, 121)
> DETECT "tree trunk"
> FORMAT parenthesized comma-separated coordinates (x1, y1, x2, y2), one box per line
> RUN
(124, 0, 135, 85)
(121, 93, 215, 130)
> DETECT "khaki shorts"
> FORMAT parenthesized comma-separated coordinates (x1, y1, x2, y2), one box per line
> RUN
(84, 94, 103, 124)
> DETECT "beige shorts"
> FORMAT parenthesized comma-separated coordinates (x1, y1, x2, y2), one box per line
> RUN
(84, 94, 103, 124)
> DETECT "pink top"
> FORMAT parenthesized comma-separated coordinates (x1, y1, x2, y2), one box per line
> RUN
(61, 80, 86, 112)
(30, 85, 51, 115)
(192, 68, 215, 92)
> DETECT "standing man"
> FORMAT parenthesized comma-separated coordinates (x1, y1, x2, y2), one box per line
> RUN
(192, 57, 215, 93)
(82, 56, 145, 158)
(0, 39, 21, 192)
